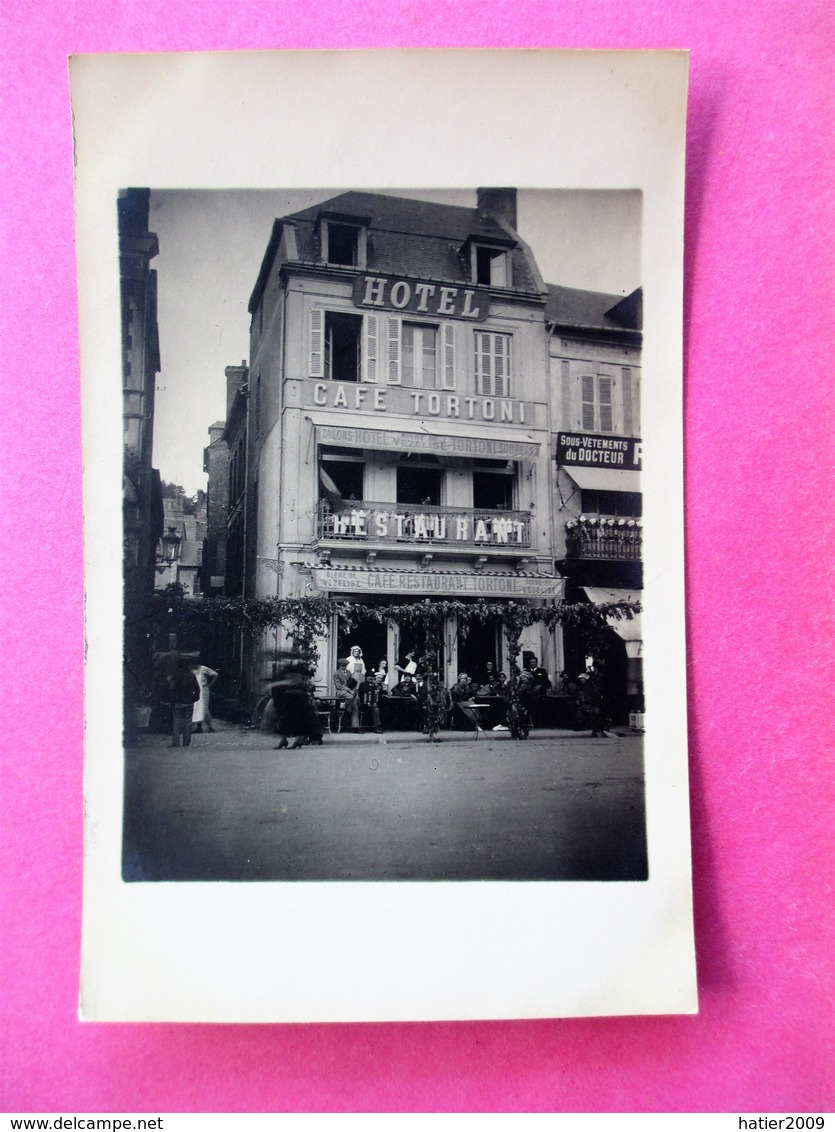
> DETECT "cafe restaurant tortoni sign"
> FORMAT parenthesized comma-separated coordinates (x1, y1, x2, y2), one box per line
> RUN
(352, 273, 491, 321)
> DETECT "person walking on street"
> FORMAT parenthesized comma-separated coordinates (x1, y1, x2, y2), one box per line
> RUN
(190, 659, 219, 734)
(168, 657, 201, 748)
(271, 662, 323, 749)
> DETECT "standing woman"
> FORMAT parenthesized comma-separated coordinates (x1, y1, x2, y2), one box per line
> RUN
(190, 659, 219, 734)
(346, 646, 366, 682)
(375, 658, 391, 687)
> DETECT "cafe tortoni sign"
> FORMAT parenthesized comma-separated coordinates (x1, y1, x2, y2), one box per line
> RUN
(352, 273, 490, 321)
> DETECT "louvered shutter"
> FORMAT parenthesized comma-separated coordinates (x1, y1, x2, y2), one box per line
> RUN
(621, 366, 633, 435)
(386, 317, 401, 384)
(364, 315, 378, 383)
(442, 323, 456, 389)
(309, 309, 324, 378)
(581, 375, 595, 430)
(598, 376, 613, 432)
(495, 334, 510, 397)
(476, 331, 493, 395)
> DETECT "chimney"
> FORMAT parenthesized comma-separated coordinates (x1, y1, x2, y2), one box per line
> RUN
(225, 360, 249, 416)
(476, 188, 517, 231)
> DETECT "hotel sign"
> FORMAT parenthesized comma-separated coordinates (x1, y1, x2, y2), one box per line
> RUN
(353, 273, 490, 321)
(316, 422, 539, 461)
(556, 432, 642, 470)
(312, 567, 564, 599)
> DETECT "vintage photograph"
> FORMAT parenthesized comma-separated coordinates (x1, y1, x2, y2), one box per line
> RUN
(121, 186, 647, 882)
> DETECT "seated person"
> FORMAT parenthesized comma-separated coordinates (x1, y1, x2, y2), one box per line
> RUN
(390, 673, 418, 699)
(359, 670, 386, 734)
(477, 660, 499, 695)
(387, 672, 421, 729)
(526, 655, 552, 696)
(449, 673, 482, 732)
(334, 657, 360, 731)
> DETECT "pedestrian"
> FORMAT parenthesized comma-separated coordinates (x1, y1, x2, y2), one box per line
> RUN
(190, 659, 219, 733)
(167, 657, 201, 748)
(576, 671, 610, 737)
(271, 662, 323, 749)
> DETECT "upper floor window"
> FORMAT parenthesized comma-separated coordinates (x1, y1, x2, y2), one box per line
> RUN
(581, 374, 614, 432)
(310, 310, 455, 387)
(474, 331, 512, 397)
(472, 459, 515, 510)
(324, 311, 363, 382)
(580, 489, 642, 518)
(472, 244, 509, 286)
(396, 454, 442, 507)
(401, 323, 437, 388)
(319, 446, 364, 504)
(320, 217, 368, 269)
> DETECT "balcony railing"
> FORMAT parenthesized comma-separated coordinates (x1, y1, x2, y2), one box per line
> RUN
(317, 500, 532, 549)
(565, 516, 642, 560)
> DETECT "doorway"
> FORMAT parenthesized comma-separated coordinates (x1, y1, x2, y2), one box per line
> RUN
(456, 618, 500, 685)
(337, 617, 388, 677)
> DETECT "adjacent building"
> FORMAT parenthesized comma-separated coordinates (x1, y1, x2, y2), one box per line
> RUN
(120, 188, 164, 737)
(548, 284, 644, 716)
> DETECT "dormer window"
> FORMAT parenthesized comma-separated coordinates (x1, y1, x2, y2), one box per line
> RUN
(319, 214, 369, 269)
(473, 245, 508, 286)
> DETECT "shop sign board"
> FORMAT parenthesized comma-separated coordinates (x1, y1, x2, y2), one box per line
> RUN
(312, 567, 564, 599)
(556, 431, 642, 469)
(316, 422, 539, 461)
(352, 273, 490, 321)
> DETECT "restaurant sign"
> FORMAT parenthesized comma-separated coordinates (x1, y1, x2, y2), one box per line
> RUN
(312, 567, 564, 599)
(556, 432, 642, 470)
(353, 273, 490, 321)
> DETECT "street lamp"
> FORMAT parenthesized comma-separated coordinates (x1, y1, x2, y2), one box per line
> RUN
(156, 525, 182, 572)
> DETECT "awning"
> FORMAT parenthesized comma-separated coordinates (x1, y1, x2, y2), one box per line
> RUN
(583, 586, 642, 658)
(563, 466, 641, 493)
(305, 411, 541, 461)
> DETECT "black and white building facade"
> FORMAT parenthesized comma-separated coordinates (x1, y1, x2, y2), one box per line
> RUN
(225, 189, 642, 710)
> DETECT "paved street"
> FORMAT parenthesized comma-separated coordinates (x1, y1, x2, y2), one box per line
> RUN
(123, 724, 647, 882)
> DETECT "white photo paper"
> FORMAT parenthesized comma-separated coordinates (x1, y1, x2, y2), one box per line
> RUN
(73, 49, 695, 1021)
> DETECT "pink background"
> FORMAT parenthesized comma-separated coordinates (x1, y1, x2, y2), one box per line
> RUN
(1, 0, 832, 1114)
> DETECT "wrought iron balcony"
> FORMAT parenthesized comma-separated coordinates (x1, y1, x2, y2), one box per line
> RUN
(565, 516, 642, 560)
(317, 500, 532, 549)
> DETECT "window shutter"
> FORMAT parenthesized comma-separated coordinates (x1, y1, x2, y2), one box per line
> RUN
(581, 375, 595, 430)
(364, 315, 378, 383)
(309, 309, 324, 378)
(621, 366, 633, 435)
(490, 251, 507, 287)
(598, 376, 613, 432)
(496, 333, 511, 396)
(386, 317, 401, 384)
(442, 323, 456, 389)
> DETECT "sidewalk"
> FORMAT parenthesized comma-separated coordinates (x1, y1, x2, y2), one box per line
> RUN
(127, 718, 640, 750)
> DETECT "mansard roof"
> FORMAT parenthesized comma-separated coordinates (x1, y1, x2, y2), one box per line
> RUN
(249, 191, 542, 313)
(546, 284, 643, 336)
